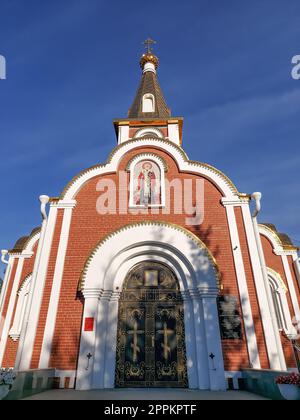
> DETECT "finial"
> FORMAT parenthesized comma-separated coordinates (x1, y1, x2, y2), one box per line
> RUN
(140, 38, 159, 73)
(143, 38, 157, 54)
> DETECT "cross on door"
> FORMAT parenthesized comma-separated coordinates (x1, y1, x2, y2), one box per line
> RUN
(128, 320, 144, 363)
(157, 322, 173, 361)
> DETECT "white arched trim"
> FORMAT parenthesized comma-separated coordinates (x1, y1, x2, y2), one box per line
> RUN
(76, 222, 226, 392)
(9, 273, 32, 341)
(258, 225, 284, 253)
(133, 127, 164, 139)
(267, 268, 297, 337)
(24, 230, 41, 253)
(61, 138, 239, 200)
(80, 221, 220, 292)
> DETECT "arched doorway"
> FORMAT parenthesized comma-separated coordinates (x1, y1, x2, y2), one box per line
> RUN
(76, 222, 226, 391)
(115, 262, 188, 388)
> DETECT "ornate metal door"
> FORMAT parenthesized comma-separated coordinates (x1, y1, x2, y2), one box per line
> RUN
(115, 262, 188, 388)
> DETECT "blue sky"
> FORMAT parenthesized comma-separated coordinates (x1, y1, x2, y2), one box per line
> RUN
(0, 0, 300, 267)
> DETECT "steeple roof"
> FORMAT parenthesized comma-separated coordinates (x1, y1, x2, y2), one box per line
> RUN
(128, 45, 171, 119)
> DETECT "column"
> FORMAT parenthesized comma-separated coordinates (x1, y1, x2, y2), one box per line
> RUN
(39, 200, 76, 368)
(202, 294, 226, 391)
(181, 290, 199, 389)
(243, 203, 286, 370)
(92, 291, 112, 389)
(222, 199, 261, 369)
(0, 252, 32, 366)
(76, 288, 102, 390)
(17, 201, 58, 371)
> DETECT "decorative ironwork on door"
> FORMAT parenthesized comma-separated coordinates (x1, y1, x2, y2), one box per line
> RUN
(115, 262, 188, 388)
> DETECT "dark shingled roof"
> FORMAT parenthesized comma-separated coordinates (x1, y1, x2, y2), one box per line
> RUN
(10, 236, 29, 253)
(261, 223, 297, 250)
(128, 70, 171, 119)
(9, 227, 41, 253)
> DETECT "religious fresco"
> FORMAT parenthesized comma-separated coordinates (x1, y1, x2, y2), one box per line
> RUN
(133, 160, 161, 206)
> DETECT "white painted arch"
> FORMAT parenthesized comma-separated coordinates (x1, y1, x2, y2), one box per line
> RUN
(61, 138, 239, 200)
(76, 222, 226, 391)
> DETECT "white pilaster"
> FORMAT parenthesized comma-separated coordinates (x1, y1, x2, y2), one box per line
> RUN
(0, 252, 32, 366)
(0, 255, 13, 320)
(181, 291, 199, 389)
(241, 204, 285, 370)
(167, 122, 180, 145)
(292, 253, 300, 289)
(103, 291, 120, 389)
(9, 274, 32, 341)
(281, 254, 300, 322)
(118, 125, 130, 144)
(201, 294, 226, 391)
(189, 290, 210, 389)
(38, 200, 76, 368)
(17, 204, 58, 371)
(222, 201, 261, 369)
(76, 289, 102, 390)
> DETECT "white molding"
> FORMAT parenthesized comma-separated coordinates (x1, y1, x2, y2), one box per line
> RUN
(268, 269, 297, 336)
(0, 255, 14, 321)
(39, 205, 75, 368)
(0, 257, 25, 366)
(118, 125, 130, 144)
(241, 205, 285, 370)
(221, 198, 249, 207)
(292, 253, 300, 289)
(62, 138, 238, 200)
(223, 204, 261, 369)
(167, 122, 180, 145)
(55, 370, 76, 389)
(9, 274, 32, 342)
(17, 206, 58, 371)
(258, 225, 283, 254)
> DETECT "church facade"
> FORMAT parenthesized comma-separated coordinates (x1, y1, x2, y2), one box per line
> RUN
(0, 47, 300, 392)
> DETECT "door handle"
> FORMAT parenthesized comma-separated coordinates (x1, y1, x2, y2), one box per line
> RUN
(152, 335, 155, 347)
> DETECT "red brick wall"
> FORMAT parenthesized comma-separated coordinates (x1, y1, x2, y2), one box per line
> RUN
(30, 211, 64, 369)
(2, 242, 38, 367)
(45, 146, 254, 372)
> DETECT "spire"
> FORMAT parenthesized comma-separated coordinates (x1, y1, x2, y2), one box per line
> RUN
(128, 39, 171, 119)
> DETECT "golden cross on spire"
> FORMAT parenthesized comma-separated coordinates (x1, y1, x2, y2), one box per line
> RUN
(143, 38, 157, 54)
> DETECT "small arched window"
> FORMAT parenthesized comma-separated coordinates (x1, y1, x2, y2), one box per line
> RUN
(9, 274, 32, 341)
(268, 269, 296, 336)
(142, 94, 155, 113)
